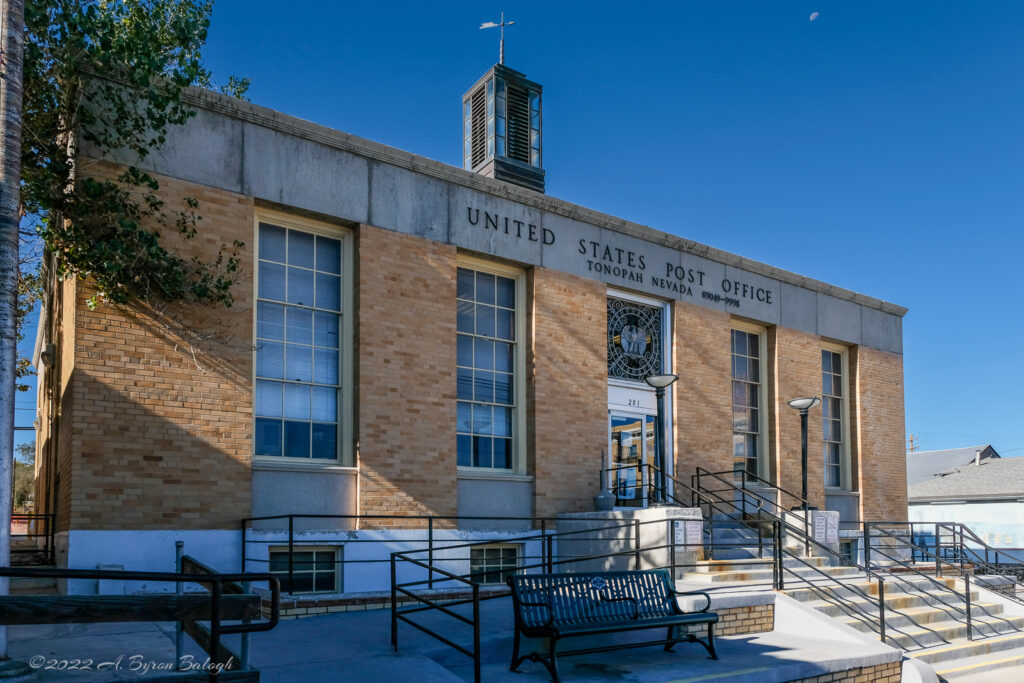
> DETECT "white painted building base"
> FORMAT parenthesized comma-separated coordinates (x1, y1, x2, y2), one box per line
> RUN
(58, 526, 548, 595)
(59, 530, 242, 595)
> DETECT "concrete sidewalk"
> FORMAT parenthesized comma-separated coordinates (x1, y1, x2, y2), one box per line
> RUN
(5, 591, 903, 683)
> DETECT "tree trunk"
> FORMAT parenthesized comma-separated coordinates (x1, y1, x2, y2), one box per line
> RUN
(0, 0, 26, 661)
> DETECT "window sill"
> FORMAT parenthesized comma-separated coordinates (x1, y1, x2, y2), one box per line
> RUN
(457, 470, 534, 483)
(824, 489, 859, 496)
(253, 459, 357, 474)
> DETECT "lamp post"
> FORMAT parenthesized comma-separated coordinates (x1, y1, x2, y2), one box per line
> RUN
(787, 396, 821, 511)
(645, 374, 679, 505)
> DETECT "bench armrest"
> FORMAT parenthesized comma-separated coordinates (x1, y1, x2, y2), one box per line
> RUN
(518, 599, 556, 626)
(668, 589, 712, 613)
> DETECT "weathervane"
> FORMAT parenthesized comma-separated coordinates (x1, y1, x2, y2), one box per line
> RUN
(480, 12, 515, 65)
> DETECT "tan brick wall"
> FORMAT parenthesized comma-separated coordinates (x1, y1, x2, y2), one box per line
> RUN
(769, 327, 826, 509)
(672, 302, 733, 485)
(52, 166, 255, 530)
(793, 660, 901, 682)
(529, 267, 607, 518)
(355, 225, 459, 523)
(681, 603, 774, 637)
(854, 347, 907, 521)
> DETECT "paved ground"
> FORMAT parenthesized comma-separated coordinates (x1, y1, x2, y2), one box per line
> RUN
(6, 594, 902, 683)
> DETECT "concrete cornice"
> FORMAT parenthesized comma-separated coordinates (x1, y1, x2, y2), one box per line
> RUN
(183, 87, 908, 318)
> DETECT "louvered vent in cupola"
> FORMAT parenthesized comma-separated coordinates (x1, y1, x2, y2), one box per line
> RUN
(462, 64, 544, 193)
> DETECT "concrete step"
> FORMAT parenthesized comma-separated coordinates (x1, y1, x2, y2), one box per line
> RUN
(843, 602, 1011, 633)
(811, 593, 1003, 621)
(881, 614, 1024, 651)
(932, 646, 1024, 680)
(911, 632, 1024, 666)
(784, 576, 959, 603)
(689, 556, 828, 573)
(682, 564, 861, 585)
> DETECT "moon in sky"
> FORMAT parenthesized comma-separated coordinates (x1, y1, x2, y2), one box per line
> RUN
(810, 11, 820, 21)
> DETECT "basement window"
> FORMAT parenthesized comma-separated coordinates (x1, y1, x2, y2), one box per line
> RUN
(469, 544, 520, 585)
(269, 547, 340, 594)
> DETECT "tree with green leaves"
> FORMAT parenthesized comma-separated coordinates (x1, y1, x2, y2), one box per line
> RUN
(22, 0, 250, 316)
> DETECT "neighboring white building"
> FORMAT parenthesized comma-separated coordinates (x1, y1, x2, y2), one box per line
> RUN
(907, 453, 1024, 555)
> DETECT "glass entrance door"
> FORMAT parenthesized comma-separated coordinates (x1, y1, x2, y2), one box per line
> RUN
(609, 413, 656, 507)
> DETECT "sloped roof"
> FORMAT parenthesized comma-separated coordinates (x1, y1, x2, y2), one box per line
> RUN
(906, 445, 999, 486)
(908, 455, 1024, 501)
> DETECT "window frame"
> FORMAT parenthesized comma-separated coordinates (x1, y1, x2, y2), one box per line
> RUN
(822, 341, 851, 491)
(730, 320, 768, 480)
(268, 545, 341, 594)
(469, 543, 521, 585)
(456, 255, 527, 476)
(252, 210, 354, 467)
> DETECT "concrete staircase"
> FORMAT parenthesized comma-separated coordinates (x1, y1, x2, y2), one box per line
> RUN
(679, 554, 860, 587)
(784, 572, 1024, 680)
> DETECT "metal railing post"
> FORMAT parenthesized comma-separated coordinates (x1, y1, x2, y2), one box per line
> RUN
(175, 541, 184, 670)
(390, 554, 398, 651)
(773, 521, 783, 590)
(708, 513, 715, 561)
(209, 578, 222, 682)
(428, 517, 435, 589)
(634, 519, 641, 570)
(935, 523, 942, 578)
(239, 519, 247, 573)
(287, 515, 295, 596)
(877, 577, 886, 644)
(240, 580, 251, 670)
(669, 519, 677, 579)
(540, 519, 547, 573)
(863, 523, 871, 568)
(741, 470, 747, 519)
(965, 574, 973, 641)
(546, 532, 554, 574)
(472, 583, 482, 683)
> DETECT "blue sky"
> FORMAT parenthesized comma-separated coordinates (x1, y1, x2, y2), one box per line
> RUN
(16, 1, 1024, 455)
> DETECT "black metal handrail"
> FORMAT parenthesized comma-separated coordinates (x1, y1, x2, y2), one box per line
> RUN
(864, 522, 1024, 641)
(11, 513, 55, 564)
(692, 467, 813, 555)
(937, 522, 1024, 587)
(694, 467, 812, 512)
(0, 564, 280, 682)
(240, 513, 567, 594)
(390, 514, 704, 683)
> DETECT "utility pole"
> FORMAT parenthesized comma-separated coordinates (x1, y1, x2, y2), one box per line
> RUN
(906, 433, 920, 453)
(0, 0, 25, 669)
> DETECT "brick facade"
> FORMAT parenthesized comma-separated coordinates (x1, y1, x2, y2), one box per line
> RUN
(769, 327, 827, 509)
(32, 161, 906, 546)
(355, 225, 459, 523)
(673, 301, 733, 482)
(794, 660, 902, 683)
(853, 347, 908, 521)
(529, 267, 607, 519)
(44, 168, 255, 531)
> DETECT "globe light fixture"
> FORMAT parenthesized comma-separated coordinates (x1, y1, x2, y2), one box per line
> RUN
(787, 396, 821, 511)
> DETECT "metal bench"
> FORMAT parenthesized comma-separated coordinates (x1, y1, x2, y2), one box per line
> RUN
(506, 568, 718, 682)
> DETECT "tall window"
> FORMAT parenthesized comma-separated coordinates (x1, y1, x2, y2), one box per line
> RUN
(731, 328, 763, 477)
(457, 265, 518, 470)
(254, 222, 343, 460)
(822, 348, 846, 488)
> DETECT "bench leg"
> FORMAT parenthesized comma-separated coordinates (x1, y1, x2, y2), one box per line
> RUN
(510, 628, 523, 672)
(695, 624, 718, 660)
(664, 625, 678, 652)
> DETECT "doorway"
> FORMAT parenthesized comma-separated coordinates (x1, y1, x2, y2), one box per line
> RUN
(608, 412, 656, 507)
